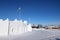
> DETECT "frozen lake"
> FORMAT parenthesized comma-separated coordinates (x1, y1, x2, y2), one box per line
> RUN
(0, 29, 60, 40)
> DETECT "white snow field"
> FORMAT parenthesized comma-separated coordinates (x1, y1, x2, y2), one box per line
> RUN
(0, 29, 60, 40)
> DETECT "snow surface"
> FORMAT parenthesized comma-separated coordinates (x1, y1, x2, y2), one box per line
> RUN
(0, 29, 60, 40)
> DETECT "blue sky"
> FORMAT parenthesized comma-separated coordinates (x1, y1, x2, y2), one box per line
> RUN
(0, 0, 60, 25)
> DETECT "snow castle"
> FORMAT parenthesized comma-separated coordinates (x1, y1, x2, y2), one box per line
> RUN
(0, 18, 32, 36)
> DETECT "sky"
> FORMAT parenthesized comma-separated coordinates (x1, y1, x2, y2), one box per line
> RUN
(0, 0, 60, 25)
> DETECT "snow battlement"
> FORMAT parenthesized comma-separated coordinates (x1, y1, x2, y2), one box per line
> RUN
(0, 18, 32, 36)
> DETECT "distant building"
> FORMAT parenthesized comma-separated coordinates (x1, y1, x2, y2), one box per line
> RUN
(32, 24, 43, 29)
(45, 25, 60, 29)
(32, 24, 37, 28)
(47, 25, 55, 29)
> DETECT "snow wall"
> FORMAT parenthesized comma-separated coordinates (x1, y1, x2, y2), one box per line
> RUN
(0, 19, 9, 36)
(0, 19, 32, 36)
